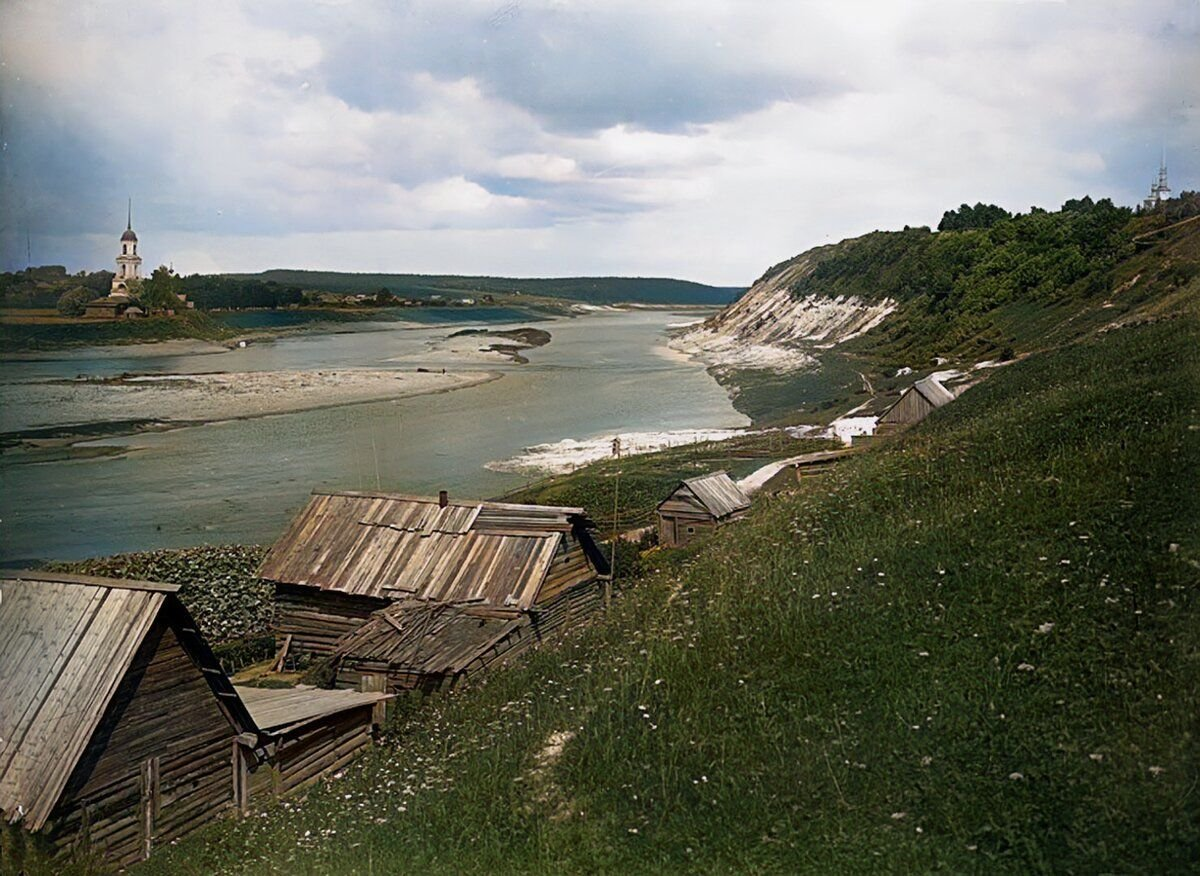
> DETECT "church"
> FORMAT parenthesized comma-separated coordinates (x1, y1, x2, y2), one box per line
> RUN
(83, 202, 146, 319)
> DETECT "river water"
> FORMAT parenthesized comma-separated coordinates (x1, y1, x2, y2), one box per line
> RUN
(0, 309, 747, 564)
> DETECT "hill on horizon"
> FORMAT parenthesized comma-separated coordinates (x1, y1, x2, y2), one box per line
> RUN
(226, 269, 744, 306)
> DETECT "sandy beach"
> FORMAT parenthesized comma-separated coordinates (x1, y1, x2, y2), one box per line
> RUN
(0, 369, 499, 435)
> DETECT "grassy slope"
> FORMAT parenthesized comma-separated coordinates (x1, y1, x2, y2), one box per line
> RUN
(129, 284, 1197, 874)
(0, 310, 234, 351)
(232, 270, 742, 306)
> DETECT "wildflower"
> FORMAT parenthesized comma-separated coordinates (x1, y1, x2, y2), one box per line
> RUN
(1036, 622, 1055, 634)
(1149, 766, 1165, 776)
(1017, 662, 1035, 671)
(891, 811, 907, 820)
(1089, 753, 1103, 762)
(1008, 772, 1024, 781)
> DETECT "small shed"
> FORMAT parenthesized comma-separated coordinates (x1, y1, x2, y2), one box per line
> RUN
(0, 571, 392, 866)
(260, 490, 609, 658)
(877, 376, 955, 429)
(0, 571, 254, 866)
(233, 686, 390, 802)
(657, 471, 752, 548)
(332, 579, 602, 693)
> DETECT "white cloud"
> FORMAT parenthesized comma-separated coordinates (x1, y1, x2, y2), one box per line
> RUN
(2, 0, 1198, 283)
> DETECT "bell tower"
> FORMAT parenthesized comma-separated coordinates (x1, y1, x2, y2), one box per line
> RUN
(111, 199, 143, 295)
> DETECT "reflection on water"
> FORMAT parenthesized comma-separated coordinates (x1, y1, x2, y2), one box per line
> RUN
(0, 309, 746, 563)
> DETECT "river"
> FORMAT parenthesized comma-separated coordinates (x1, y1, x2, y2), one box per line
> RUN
(0, 308, 747, 564)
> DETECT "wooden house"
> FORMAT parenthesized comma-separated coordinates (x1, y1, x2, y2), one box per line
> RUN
(260, 490, 609, 659)
(0, 571, 389, 867)
(82, 294, 135, 319)
(657, 471, 752, 548)
(876, 376, 955, 430)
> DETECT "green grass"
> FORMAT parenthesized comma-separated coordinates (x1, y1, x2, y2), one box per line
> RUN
(501, 431, 840, 531)
(0, 310, 235, 351)
(118, 285, 1199, 874)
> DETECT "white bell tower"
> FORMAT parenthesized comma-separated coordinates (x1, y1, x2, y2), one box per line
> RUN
(111, 199, 143, 295)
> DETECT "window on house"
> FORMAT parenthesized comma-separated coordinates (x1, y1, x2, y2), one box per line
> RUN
(686, 526, 695, 534)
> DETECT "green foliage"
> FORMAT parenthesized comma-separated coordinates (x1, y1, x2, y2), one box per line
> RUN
(47, 545, 270, 643)
(0, 308, 235, 351)
(142, 301, 1198, 874)
(790, 198, 1137, 363)
(137, 264, 184, 310)
(229, 270, 743, 306)
(179, 273, 305, 310)
(937, 202, 1012, 231)
(55, 286, 94, 316)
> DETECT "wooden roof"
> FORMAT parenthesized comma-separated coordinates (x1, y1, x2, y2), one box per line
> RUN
(333, 600, 530, 677)
(0, 572, 253, 831)
(259, 491, 594, 610)
(660, 471, 752, 520)
(234, 686, 392, 735)
(912, 377, 955, 407)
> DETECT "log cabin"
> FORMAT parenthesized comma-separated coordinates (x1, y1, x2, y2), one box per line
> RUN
(657, 471, 752, 548)
(876, 376, 955, 430)
(0, 571, 389, 867)
(260, 490, 610, 661)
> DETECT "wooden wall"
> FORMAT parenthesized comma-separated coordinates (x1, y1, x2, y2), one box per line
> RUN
(272, 583, 389, 657)
(243, 706, 375, 804)
(879, 388, 938, 426)
(47, 621, 238, 866)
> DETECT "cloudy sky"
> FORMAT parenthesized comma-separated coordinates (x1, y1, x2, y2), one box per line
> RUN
(1, 1, 1197, 284)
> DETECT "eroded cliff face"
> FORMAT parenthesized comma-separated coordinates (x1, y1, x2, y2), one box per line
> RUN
(672, 251, 895, 371)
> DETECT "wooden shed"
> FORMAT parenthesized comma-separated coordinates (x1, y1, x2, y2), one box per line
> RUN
(0, 571, 255, 866)
(657, 471, 752, 548)
(0, 571, 391, 867)
(331, 578, 602, 693)
(877, 376, 955, 429)
(260, 490, 609, 658)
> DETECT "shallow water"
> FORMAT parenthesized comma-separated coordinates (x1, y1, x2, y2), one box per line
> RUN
(0, 309, 747, 563)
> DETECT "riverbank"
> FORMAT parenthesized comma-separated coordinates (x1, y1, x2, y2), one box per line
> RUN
(0, 368, 500, 443)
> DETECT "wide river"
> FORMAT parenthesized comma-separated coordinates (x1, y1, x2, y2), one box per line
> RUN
(0, 309, 747, 564)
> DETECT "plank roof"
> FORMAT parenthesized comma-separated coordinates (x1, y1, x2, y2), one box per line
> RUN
(663, 471, 752, 520)
(333, 600, 530, 677)
(259, 491, 593, 609)
(234, 686, 392, 735)
(913, 376, 955, 407)
(0, 571, 252, 830)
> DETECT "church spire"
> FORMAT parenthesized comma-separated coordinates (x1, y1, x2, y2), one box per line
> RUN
(127, 197, 132, 231)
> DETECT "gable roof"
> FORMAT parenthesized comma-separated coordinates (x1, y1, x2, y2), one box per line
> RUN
(333, 599, 531, 679)
(912, 376, 955, 407)
(661, 471, 752, 520)
(259, 490, 595, 609)
(0, 572, 253, 830)
(235, 686, 392, 736)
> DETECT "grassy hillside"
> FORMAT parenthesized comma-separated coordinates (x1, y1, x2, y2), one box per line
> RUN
(0, 309, 235, 351)
(230, 270, 742, 306)
(102, 281, 1198, 874)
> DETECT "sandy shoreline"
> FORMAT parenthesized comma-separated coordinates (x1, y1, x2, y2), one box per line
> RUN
(0, 369, 500, 436)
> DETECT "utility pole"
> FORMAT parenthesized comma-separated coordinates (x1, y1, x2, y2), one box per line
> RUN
(607, 435, 621, 610)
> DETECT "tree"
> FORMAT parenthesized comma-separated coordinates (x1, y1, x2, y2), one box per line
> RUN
(56, 286, 94, 316)
(138, 265, 183, 311)
(938, 202, 1012, 232)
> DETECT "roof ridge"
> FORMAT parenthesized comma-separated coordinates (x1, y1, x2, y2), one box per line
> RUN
(0, 570, 180, 593)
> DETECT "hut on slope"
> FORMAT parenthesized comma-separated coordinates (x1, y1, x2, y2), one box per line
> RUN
(0, 571, 255, 866)
(0, 571, 389, 867)
(876, 376, 955, 430)
(331, 577, 600, 693)
(657, 471, 752, 548)
(260, 490, 609, 659)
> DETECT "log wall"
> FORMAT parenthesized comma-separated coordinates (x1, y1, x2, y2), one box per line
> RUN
(272, 583, 389, 657)
(47, 621, 238, 866)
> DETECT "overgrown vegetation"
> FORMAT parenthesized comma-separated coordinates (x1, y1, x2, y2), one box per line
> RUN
(46, 545, 270, 644)
(128, 274, 1198, 873)
(0, 309, 235, 351)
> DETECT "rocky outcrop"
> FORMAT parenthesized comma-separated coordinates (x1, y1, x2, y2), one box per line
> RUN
(672, 250, 895, 371)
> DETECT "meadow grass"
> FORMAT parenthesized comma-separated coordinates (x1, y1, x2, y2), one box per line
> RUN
(121, 291, 1200, 874)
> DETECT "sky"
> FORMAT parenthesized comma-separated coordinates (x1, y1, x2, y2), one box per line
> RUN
(1, 0, 1197, 285)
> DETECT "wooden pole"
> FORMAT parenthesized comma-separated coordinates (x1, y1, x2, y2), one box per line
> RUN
(607, 436, 621, 610)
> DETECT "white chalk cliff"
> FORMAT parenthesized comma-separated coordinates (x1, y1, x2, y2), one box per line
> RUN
(672, 250, 895, 371)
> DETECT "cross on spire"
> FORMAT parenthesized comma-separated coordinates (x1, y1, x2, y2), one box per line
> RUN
(127, 197, 132, 231)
